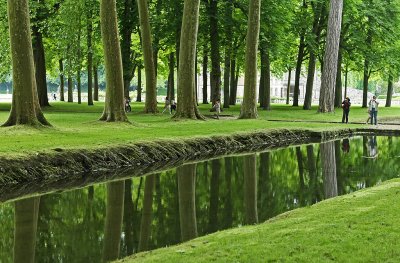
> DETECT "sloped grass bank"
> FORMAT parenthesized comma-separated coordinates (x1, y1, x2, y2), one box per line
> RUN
(120, 179, 400, 263)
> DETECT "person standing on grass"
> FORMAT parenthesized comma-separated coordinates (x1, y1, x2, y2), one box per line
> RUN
(162, 96, 171, 114)
(341, 97, 351, 123)
(368, 96, 379, 125)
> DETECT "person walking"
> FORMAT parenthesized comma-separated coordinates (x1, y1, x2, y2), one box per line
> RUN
(162, 97, 171, 114)
(368, 96, 379, 125)
(341, 97, 351, 123)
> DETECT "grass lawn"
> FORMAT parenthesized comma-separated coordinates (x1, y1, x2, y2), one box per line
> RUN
(0, 102, 399, 157)
(119, 179, 400, 263)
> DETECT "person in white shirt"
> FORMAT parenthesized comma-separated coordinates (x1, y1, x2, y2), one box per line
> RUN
(368, 96, 379, 125)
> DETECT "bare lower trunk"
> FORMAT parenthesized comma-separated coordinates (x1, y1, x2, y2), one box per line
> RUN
(239, 0, 261, 119)
(334, 50, 343, 107)
(137, 0, 158, 113)
(67, 75, 73, 102)
(168, 52, 175, 100)
(229, 59, 237, 105)
(3, 0, 50, 127)
(362, 59, 369, 108)
(223, 53, 230, 108)
(59, 59, 65, 101)
(87, 3, 94, 106)
(318, 0, 343, 113)
(136, 66, 142, 102)
(33, 26, 50, 107)
(293, 35, 305, 107)
(178, 164, 198, 242)
(286, 68, 291, 105)
(386, 74, 393, 107)
(99, 0, 128, 122)
(173, 0, 204, 120)
(209, 0, 221, 105)
(93, 65, 99, 101)
(202, 50, 208, 104)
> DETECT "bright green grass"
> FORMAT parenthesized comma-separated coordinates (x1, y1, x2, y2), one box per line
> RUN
(119, 179, 400, 263)
(0, 102, 399, 156)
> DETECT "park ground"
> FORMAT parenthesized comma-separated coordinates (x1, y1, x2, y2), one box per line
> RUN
(0, 102, 399, 157)
(119, 179, 400, 263)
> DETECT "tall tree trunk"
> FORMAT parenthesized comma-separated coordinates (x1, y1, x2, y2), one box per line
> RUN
(173, 0, 204, 120)
(93, 65, 99, 101)
(32, 26, 50, 107)
(239, 0, 261, 119)
(87, 1, 94, 106)
(362, 59, 370, 108)
(209, 0, 221, 105)
(244, 154, 258, 224)
(59, 59, 65, 101)
(293, 35, 305, 107)
(208, 159, 220, 233)
(136, 66, 142, 102)
(334, 49, 343, 107)
(121, 0, 135, 99)
(386, 73, 393, 107)
(229, 58, 237, 105)
(344, 64, 348, 99)
(223, 0, 233, 108)
(13, 197, 40, 263)
(77, 70, 82, 104)
(67, 75, 73, 102)
(260, 46, 271, 110)
(99, 0, 128, 122)
(168, 52, 175, 100)
(3, 0, 50, 127)
(318, 0, 343, 113)
(138, 174, 155, 252)
(137, 0, 158, 113)
(259, 63, 265, 107)
(202, 50, 209, 104)
(102, 181, 125, 262)
(286, 68, 291, 105)
(178, 164, 198, 242)
(320, 141, 338, 199)
(303, 3, 325, 110)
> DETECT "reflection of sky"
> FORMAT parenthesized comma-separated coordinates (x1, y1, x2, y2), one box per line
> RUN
(0, 136, 399, 262)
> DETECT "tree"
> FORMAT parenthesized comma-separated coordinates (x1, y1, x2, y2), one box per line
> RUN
(239, 0, 261, 119)
(102, 181, 125, 262)
(177, 164, 198, 242)
(244, 154, 258, 224)
(138, 174, 155, 251)
(137, 0, 158, 113)
(318, 0, 343, 113)
(173, 0, 204, 119)
(99, 0, 128, 122)
(2, 0, 50, 127)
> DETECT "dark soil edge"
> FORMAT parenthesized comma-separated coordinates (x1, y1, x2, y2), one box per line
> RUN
(1, 127, 399, 203)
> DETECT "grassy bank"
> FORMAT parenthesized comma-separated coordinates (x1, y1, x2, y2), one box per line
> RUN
(120, 179, 400, 263)
(0, 102, 399, 156)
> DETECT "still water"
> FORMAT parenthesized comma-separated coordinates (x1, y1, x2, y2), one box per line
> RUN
(0, 136, 399, 262)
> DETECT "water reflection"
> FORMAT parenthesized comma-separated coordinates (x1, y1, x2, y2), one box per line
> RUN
(1, 136, 399, 262)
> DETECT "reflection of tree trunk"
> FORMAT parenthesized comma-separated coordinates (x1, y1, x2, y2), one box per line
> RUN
(178, 164, 198, 242)
(258, 152, 270, 219)
(14, 197, 40, 263)
(208, 159, 220, 233)
(334, 141, 343, 195)
(296, 147, 305, 205)
(123, 179, 135, 256)
(321, 142, 338, 199)
(155, 174, 164, 244)
(138, 174, 155, 252)
(244, 154, 258, 224)
(102, 181, 125, 262)
(223, 157, 233, 228)
(306, 145, 318, 203)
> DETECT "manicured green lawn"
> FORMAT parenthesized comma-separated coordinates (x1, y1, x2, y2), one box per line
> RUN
(119, 179, 400, 263)
(0, 102, 398, 156)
